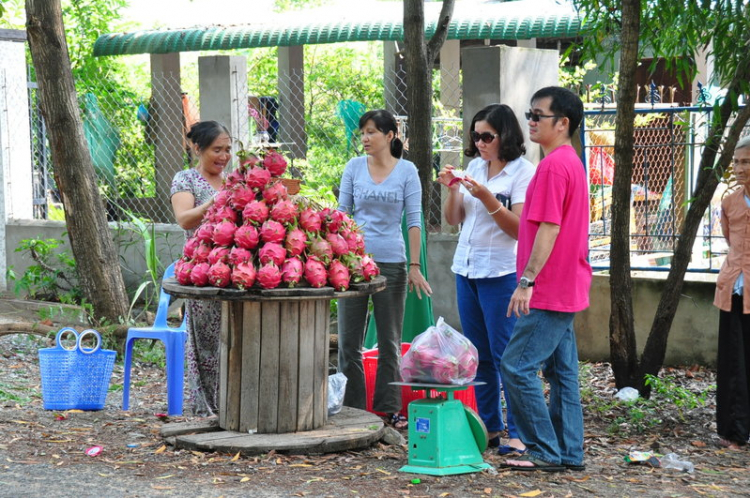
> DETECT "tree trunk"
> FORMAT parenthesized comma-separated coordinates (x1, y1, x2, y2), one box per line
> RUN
(403, 0, 455, 212)
(609, 0, 640, 389)
(638, 80, 750, 394)
(26, 0, 129, 324)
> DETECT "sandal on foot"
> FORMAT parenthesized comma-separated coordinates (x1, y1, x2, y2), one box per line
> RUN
(387, 413, 408, 430)
(497, 445, 527, 456)
(500, 454, 564, 472)
(564, 463, 586, 472)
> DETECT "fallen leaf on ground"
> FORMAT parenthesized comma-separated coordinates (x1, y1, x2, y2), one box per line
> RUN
(154, 445, 166, 454)
(520, 490, 542, 497)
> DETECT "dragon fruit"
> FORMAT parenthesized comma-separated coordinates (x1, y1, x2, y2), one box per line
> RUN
(193, 242, 212, 263)
(228, 246, 252, 266)
(190, 262, 211, 287)
(309, 236, 333, 264)
(361, 255, 380, 281)
(194, 222, 215, 244)
(284, 227, 307, 257)
(342, 229, 365, 254)
(208, 205, 238, 224)
(325, 232, 349, 257)
(231, 261, 257, 289)
(242, 199, 269, 225)
(207, 261, 232, 288)
(258, 242, 286, 266)
(213, 219, 237, 247)
(263, 151, 288, 176)
(240, 154, 259, 169)
(327, 259, 351, 291)
(234, 223, 260, 249)
(262, 180, 287, 205)
(213, 189, 231, 209)
(304, 258, 328, 288)
(270, 199, 298, 225)
(257, 262, 282, 289)
(245, 166, 271, 189)
(208, 246, 231, 265)
(224, 168, 245, 189)
(342, 254, 365, 283)
(260, 219, 286, 243)
(175, 258, 194, 285)
(325, 209, 347, 233)
(281, 257, 304, 287)
(230, 184, 256, 210)
(183, 237, 200, 259)
(299, 207, 322, 232)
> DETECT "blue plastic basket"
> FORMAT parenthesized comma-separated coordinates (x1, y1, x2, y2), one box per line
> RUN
(38, 328, 116, 410)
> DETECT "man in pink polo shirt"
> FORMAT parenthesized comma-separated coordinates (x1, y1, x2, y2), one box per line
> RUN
(500, 86, 592, 472)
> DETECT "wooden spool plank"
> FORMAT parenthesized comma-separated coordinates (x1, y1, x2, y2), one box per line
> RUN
(312, 299, 329, 428)
(239, 301, 261, 433)
(225, 302, 244, 431)
(296, 300, 315, 431)
(257, 301, 281, 433)
(276, 300, 300, 433)
(171, 407, 385, 455)
(218, 301, 230, 428)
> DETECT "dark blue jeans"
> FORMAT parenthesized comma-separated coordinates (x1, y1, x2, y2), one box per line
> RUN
(501, 309, 584, 466)
(456, 273, 518, 436)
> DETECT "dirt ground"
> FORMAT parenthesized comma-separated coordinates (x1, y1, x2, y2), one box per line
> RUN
(1, 321, 749, 497)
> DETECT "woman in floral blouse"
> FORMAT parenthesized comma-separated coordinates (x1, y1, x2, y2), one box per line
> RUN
(170, 120, 231, 416)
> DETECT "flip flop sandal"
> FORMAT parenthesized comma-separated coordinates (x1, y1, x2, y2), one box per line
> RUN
(500, 454, 565, 472)
(497, 445, 528, 456)
(564, 463, 586, 472)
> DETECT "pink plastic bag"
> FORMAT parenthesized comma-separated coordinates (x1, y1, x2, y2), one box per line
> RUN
(400, 317, 478, 385)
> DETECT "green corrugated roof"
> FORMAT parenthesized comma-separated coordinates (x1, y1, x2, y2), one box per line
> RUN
(94, 6, 582, 56)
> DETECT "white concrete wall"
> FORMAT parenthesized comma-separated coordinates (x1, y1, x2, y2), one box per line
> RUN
(461, 45, 559, 166)
(0, 31, 34, 290)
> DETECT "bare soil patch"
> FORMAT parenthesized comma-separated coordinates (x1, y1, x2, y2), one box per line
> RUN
(0, 322, 748, 497)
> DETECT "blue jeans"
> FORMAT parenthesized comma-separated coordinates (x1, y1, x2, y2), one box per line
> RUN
(501, 309, 584, 466)
(456, 273, 518, 437)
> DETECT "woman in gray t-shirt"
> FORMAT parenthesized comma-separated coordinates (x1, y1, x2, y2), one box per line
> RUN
(337, 109, 432, 429)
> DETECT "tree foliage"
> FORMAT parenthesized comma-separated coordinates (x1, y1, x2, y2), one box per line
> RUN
(574, 0, 750, 394)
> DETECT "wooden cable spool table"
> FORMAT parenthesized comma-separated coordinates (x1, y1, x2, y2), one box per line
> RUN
(163, 276, 386, 435)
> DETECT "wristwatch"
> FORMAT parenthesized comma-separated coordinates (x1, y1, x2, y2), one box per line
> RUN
(519, 276, 535, 289)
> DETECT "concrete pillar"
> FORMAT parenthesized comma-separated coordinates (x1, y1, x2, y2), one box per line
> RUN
(150, 53, 184, 222)
(277, 46, 307, 159)
(461, 45, 559, 165)
(198, 55, 249, 153)
(517, 39, 537, 49)
(692, 42, 714, 104)
(383, 41, 408, 117)
(0, 29, 33, 289)
(438, 40, 461, 233)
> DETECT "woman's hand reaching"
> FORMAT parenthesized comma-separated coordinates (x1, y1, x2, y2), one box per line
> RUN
(408, 265, 433, 299)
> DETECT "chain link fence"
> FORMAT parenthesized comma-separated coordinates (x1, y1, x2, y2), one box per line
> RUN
(584, 105, 748, 272)
(8, 55, 749, 274)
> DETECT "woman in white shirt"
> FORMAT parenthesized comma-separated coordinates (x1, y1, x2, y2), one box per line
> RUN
(438, 104, 534, 454)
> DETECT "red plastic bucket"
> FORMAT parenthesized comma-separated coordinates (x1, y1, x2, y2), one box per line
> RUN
(363, 343, 478, 417)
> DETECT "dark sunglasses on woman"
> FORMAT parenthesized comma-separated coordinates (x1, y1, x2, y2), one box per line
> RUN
(470, 131, 499, 144)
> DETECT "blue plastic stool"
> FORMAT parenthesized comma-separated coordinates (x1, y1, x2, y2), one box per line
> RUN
(122, 262, 187, 416)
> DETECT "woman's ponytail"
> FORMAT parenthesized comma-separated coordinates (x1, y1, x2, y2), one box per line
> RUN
(390, 137, 404, 159)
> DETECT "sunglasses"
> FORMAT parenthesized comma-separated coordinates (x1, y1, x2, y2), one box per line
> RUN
(470, 131, 499, 144)
(525, 111, 562, 122)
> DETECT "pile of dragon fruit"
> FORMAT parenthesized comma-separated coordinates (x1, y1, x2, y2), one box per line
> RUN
(174, 150, 379, 290)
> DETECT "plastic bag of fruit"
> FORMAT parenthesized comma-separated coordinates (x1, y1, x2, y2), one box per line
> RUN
(400, 317, 478, 385)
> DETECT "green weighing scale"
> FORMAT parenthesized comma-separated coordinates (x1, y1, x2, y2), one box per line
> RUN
(392, 381, 493, 476)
